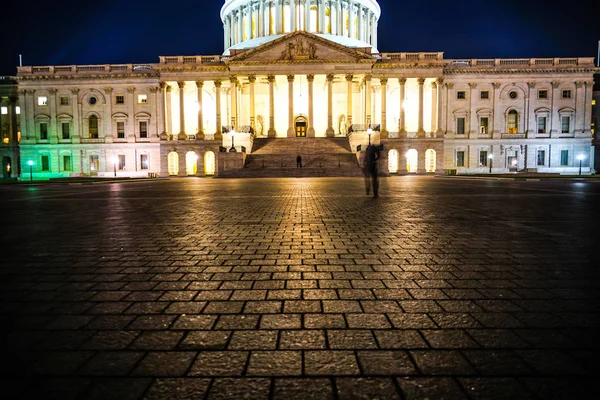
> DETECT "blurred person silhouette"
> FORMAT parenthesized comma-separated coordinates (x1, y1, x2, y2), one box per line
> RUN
(364, 143, 381, 198)
(296, 155, 302, 168)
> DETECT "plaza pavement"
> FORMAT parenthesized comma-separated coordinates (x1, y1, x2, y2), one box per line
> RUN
(0, 176, 598, 399)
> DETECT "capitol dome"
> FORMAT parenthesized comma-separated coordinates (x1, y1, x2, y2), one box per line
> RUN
(220, 0, 381, 55)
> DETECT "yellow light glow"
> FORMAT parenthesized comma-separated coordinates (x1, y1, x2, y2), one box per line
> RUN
(2, 138, 8, 144)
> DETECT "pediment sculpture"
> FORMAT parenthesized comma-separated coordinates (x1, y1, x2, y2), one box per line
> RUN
(280, 38, 318, 61)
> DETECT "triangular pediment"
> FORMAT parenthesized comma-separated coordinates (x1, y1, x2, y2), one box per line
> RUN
(226, 31, 376, 64)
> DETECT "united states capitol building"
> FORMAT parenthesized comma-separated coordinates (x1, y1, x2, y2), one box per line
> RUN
(1, 0, 598, 179)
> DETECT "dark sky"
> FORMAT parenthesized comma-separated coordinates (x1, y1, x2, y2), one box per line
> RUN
(2, 0, 599, 76)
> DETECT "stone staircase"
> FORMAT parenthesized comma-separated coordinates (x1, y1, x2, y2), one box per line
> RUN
(220, 137, 363, 177)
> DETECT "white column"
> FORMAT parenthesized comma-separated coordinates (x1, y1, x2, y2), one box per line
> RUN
(307, 74, 315, 137)
(304, 0, 310, 31)
(417, 78, 425, 135)
(246, 4, 252, 40)
(584, 81, 594, 135)
(249, 75, 256, 133)
(224, 16, 229, 50)
(276, 0, 282, 34)
(357, 6, 362, 41)
(230, 76, 237, 129)
(399, 78, 406, 134)
(268, 75, 276, 137)
(287, 75, 295, 137)
(575, 81, 585, 134)
(346, 74, 353, 128)
(348, 1, 354, 39)
(365, 75, 372, 126)
(197, 81, 204, 138)
(373, 15, 378, 49)
(468, 82, 476, 137)
(431, 81, 438, 133)
(238, 7, 244, 42)
(259, 2, 264, 36)
(319, 0, 325, 33)
(177, 82, 185, 138)
(165, 86, 172, 137)
(337, 0, 342, 36)
(436, 78, 443, 135)
(380, 77, 387, 136)
(327, 74, 334, 136)
(527, 82, 535, 137)
(214, 80, 222, 140)
(291, 0, 296, 32)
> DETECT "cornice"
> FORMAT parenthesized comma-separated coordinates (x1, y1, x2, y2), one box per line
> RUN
(227, 59, 375, 66)
(156, 66, 229, 72)
(374, 63, 445, 70)
(443, 68, 598, 75)
(18, 73, 159, 81)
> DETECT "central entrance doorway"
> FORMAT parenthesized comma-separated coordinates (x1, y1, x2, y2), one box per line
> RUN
(295, 116, 307, 137)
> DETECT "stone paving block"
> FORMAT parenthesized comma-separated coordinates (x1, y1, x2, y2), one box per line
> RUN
(83, 378, 151, 400)
(214, 314, 260, 330)
(387, 313, 437, 329)
(357, 350, 417, 375)
(304, 351, 360, 375)
(327, 330, 378, 349)
(410, 350, 477, 375)
(336, 377, 401, 400)
(79, 351, 144, 376)
(273, 378, 334, 400)
(179, 331, 231, 350)
(130, 331, 184, 350)
(374, 330, 429, 349)
(207, 378, 271, 400)
(459, 377, 534, 399)
(171, 315, 217, 330)
(247, 351, 302, 376)
(280, 330, 327, 349)
(228, 330, 278, 350)
(132, 351, 196, 377)
(397, 377, 468, 400)
(322, 300, 362, 313)
(260, 313, 302, 329)
(188, 351, 249, 376)
(81, 331, 139, 350)
(144, 378, 211, 400)
(346, 313, 392, 329)
(304, 314, 347, 329)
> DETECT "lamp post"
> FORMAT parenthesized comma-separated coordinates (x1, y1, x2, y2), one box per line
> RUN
(27, 160, 33, 181)
(111, 156, 118, 177)
(229, 129, 237, 152)
(367, 128, 373, 145)
(488, 153, 493, 174)
(577, 154, 584, 176)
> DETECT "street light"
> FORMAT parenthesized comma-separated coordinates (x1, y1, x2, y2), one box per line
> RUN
(27, 160, 33, 181)
(488, 153, 493, 174)
(577, 154, 585, 176)
(229, 129, 237, 152)
(367, 128, 373, 145)
(111, 156, 118, 177)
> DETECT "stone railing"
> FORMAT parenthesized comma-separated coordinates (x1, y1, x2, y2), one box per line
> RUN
(447, 57, 595, 68)
(377, 52, 444, 63)
(81, 138, 105, 144)
(18, 64, 156, 75)
(159, 56, 224, 65)
(501, 134, 526, 139)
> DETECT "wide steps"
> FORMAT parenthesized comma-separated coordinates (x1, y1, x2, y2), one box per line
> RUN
(251, 137, 352, 154)
(219, 166, 364, 178)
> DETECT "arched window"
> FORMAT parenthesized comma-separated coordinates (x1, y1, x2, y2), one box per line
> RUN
(89, 115, 99, 138)
(186, 151, 198, 175)
(406, 149, 418, 173)
(167, 152, 179, 176)
(388, 149, 399, 173)
(507, 110, 519, 134)
(204, 151, 216, 175)
(425, 149, 436, 172)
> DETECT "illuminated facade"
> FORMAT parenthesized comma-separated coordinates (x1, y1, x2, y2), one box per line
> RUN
(13, 0, 599, 179)
(0, 77, 19, 179)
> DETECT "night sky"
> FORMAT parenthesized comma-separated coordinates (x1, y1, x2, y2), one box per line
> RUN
(2, 0, 599, 76)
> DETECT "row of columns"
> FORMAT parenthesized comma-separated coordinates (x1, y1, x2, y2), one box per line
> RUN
(163, 75, 439, 140)
(223, 0, 379, 49)
(0, 99, 19, 145)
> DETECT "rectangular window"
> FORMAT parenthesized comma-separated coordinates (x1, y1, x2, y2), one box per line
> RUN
(117, 122, 125, 138)
(0, 107, 7, 115)
(40, 123, 48, 140)
(480, 91, 489, 100)
(537, 117, 547, 133)
(140, 154, 149, 170)
(38, 96, 48, 106)
(561, 116, 570, 133)
(118, 155, 126, 170)
(480, 117, 489, 134)
(138, 94, 148, 104)
(479, 151, 488, 167)
(457, 118, 465, 135)
(16, 106, 20, 114)
(60, 96, 69, 106)
(456, 91, 466, 100)
(139, 121, 148, 138)
(562, 90, 571, 99)
(116, 95, 125, 104)
(537, 150, 546, 166)
(560, 150, 569, 166)
(538, 90, 548, 99)
(63, 155, 72, 171)
(456, 151, 465, 167)
(41, 155, 50, 171)
(61, 122, 70, 139)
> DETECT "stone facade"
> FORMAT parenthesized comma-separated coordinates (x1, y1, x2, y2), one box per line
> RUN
(0, 77, 19, 179)
(8, 1, 600, 179)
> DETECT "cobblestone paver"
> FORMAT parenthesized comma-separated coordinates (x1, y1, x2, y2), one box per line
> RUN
(1, 177, 598, 399)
